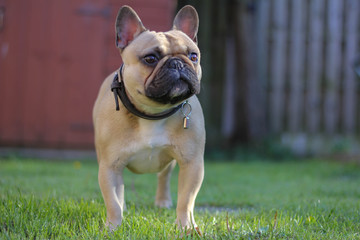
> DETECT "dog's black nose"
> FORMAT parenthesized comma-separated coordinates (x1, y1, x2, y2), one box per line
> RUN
(168, 58, 184, 70)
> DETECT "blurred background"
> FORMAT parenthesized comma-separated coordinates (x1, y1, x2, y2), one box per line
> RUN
(0, 0, 359, 160)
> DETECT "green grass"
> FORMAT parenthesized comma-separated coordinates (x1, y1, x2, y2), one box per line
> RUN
(1, 157, 360, 239)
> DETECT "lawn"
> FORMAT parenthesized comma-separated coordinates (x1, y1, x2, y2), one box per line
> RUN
(1, 157, 360, 239)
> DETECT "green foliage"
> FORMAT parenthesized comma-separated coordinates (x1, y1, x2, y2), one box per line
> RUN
(1, 158, 360, 239)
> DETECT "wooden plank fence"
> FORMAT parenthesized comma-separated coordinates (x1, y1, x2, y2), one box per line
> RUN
(343, 0, 359, 135)
(258, 0, 360, 138)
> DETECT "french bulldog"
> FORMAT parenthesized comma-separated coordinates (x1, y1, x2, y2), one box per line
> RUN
(93, 5, 205, 232)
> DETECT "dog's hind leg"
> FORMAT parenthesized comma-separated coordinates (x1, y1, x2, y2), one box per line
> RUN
(98, 164, 125, 230)
(155, 160, 176, 208)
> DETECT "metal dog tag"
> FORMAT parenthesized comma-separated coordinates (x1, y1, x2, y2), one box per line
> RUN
(183, 116, 189, 129)
(181, 101, 192, 129)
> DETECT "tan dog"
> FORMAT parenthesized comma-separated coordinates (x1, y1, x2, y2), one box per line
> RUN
(93, 5, 205, 231)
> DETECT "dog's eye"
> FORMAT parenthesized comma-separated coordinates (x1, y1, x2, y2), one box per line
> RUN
(189, 53, 198, 63)
(143, 55, 158, 65)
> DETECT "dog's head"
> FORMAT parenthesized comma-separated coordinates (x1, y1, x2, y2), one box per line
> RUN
(115, 5, 201, 109)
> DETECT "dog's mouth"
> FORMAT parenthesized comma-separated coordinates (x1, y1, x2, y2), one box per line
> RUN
(145, 58, 200, 105)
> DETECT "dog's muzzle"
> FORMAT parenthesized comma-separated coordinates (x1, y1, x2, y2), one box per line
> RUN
(145, 58, 200, 105)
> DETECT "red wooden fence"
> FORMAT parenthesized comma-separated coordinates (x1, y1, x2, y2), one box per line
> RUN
(0, 0, 175, 149)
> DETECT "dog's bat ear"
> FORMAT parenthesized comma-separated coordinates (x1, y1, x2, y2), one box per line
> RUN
(115, 5, 146, 50)
(172, 5, 199, 43)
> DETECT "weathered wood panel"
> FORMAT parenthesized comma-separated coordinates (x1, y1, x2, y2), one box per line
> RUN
(324, 0, 343, 134)
(288, 0, 305, 133)
(256, 0, 270, 131)
(342, 0, 359, 135)
(23, 0, 54, 145)
(269, 0, 288, 134)
(222, 36, 236, 138)
(306, 0, 325, 134)
(0, 0, 30, 145)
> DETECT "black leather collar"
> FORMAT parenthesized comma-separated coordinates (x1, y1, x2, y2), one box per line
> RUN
(111, 64, 183, 120)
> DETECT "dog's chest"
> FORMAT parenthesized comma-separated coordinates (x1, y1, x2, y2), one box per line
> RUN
(125, 119, 173, 173)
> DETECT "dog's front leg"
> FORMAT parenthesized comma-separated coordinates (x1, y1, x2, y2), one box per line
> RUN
(98, 164, 125, 230)
(175, 159, 204, 229)
(155, 160, 176, 208)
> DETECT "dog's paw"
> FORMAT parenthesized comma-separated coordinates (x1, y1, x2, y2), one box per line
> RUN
(155, 198, 173, 208)
(182, 227, 202, 237)
(105, 219, 122, 231)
